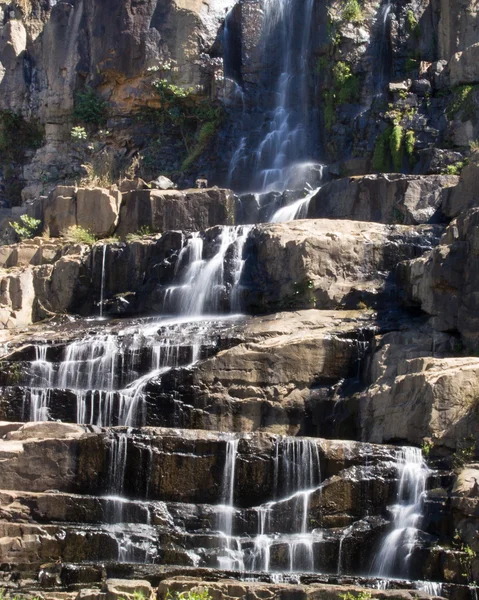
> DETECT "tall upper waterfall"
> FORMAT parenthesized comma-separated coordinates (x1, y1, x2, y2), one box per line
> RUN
(226, 0, 317, 192)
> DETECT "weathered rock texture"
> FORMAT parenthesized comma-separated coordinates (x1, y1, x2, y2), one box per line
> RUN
(308, 174, 458, 225)
(244, 219, 443, 313)
(400, 208, 479, 347)
(40, 185, 235, 238)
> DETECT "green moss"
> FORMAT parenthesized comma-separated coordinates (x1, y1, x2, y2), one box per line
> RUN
(390, 124, 404, 172)
(447, 85, 479, 121)
(372, 126, 393, 172)
(405, 129, 416, 165)
(333, 61, 360, 104)
(406, 9, 421, 38)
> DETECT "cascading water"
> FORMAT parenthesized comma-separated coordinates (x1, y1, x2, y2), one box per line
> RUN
(215, 436, 323, 573)
(371, 446, 429, 578)
(163, 226, 251, 316)
(227, 0, 317, 192)
(19, 226, 252, 427)
(269, 186, 320, 223)
(99, 244, 107, 319)
(217, 436, 244, 571)
(374, 0, 393, 95)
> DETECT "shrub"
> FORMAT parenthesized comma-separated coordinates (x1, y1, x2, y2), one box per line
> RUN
(342, 0, 363, 23)
(166, 588, 212, 600)
(9, 214, 41, 240)
(73, 86, 107, 127)
(61, 225, 97, 245)
(446, 161, 465, 175)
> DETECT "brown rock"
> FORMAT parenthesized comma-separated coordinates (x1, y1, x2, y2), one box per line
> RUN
(76, 188, 122, 238)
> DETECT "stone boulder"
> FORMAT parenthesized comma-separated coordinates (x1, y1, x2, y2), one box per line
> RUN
(157, 578, 431, 600)
(42, 186, 77, 237)
(42, 186, 121, 238)
(307, 174, 458, 225)
(101, 579, 153, 600)
(76, 188, 122, 237)
(244, 219, 443, 313)
(0, 268, 35, 329)
(116, 188, 235, 237)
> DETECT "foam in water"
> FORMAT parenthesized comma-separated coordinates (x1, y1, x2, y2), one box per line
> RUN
(371, 446, 429, 577)
(163, 226, 251, 316)
(269, 186, 320, 223)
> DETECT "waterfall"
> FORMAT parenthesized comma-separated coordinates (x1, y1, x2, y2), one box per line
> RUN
(217, 436, 244, 571)
(22, 345, 54, 421)
(99, 244, 107, 319)
(163, 226, 252, 316)
(20, 226, 252, 428)
(416, 582, 444, 597)
(108, 432, 128, 495)
(227, 0, 317, 192)
(375, 0, 393, 94)
(269, 186, 320, 223)
(372, 446, 429, 577)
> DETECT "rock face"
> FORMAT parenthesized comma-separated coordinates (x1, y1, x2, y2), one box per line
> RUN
(449, 42, 479, 86)
(0, 421, 451, 585)
(40, 185, 235, 239)
(244, 219, 443, 313)
(115, 188, 236, 237)
(361, 351, 479, 451)
(308, 175, 458, 225)
(443, 155, 479, 218)
(399, 208, 479, 347)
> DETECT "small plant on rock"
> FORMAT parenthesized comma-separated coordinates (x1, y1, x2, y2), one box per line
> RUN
(126, 226, 154, 242)
(9, 214, 41, 240)
(61, 225, 97, 245)
(166, 589, 212, 600)
(71, 126, 88, 141)
(73, 86, 108, 127)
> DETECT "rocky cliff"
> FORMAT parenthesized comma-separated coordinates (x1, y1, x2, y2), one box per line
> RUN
(0, 1, 479, 600)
